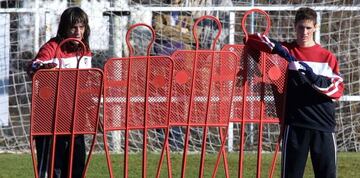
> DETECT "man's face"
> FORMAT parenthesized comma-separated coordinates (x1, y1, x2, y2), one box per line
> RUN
(67, 22, 85, 42)
(295, 20, 317, 46)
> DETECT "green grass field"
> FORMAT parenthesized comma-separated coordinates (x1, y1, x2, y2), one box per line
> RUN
(1, 152, 359, 177)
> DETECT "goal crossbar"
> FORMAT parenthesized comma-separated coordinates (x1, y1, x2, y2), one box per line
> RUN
(1, 5, 360, 13)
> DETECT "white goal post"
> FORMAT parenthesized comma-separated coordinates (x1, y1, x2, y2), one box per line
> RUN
(0, 2, 359, 153)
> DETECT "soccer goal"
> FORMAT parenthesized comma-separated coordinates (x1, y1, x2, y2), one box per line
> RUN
(0, 0, 359, 158)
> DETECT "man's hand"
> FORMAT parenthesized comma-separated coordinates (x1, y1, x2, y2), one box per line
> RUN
(244, 33, 275, 53)
(27, 62, 57, 78)
(298, 61, 319, 83)
(38, 62, 57, 69)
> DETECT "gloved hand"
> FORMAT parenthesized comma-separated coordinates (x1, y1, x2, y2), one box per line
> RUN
(27, 62, 57, 78)
(298, 61, 319, 83)
(244, 33, 275, 53)
(270, 39, 296, 62)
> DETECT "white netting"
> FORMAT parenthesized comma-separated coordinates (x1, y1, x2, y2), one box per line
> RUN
(0, 0, 359, 153)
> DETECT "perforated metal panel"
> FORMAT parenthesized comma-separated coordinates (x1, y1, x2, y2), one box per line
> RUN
(103, 56, 174, 130)
(222, 45, 288, 124)
(170, 50, 238, 127)
(31, 69, 103, 135)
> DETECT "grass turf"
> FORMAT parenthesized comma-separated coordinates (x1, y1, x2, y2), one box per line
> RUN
(0, 152, 359, 177)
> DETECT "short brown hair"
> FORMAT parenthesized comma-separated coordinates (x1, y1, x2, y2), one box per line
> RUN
(295, 7, 317, 25)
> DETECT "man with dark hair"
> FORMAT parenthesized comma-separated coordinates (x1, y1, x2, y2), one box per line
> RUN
(28, 7, 91, 178)
(246, 7, 344, 178)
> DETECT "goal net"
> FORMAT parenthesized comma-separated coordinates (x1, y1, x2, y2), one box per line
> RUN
(0, 0, 359, 153)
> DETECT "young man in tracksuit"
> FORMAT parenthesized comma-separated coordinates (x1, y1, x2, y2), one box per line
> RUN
(246, 7, 344, 178)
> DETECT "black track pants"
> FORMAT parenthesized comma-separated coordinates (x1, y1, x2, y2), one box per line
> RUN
(281, 125, 336, 178)
(35, 135, 85, 178)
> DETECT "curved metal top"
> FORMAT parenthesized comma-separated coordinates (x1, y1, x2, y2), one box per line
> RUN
(55, 38, 87, 69)
(125, 23, 156, 57)
(192, 15, 222, 50)
(242, 8, 271, 43)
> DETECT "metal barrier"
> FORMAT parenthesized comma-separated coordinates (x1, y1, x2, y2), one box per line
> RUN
(30, 38, 103, 178)
(157, 16, 238, 178)
(222, 9, 288, 178)
(30, 11, 286, 178)
(103, 23, 175, 178)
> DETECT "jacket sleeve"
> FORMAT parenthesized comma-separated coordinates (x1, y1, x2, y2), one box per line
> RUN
(27, 42, 57, 77)
(311, 57, 344, 100)
(294, 55, 344, 100)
